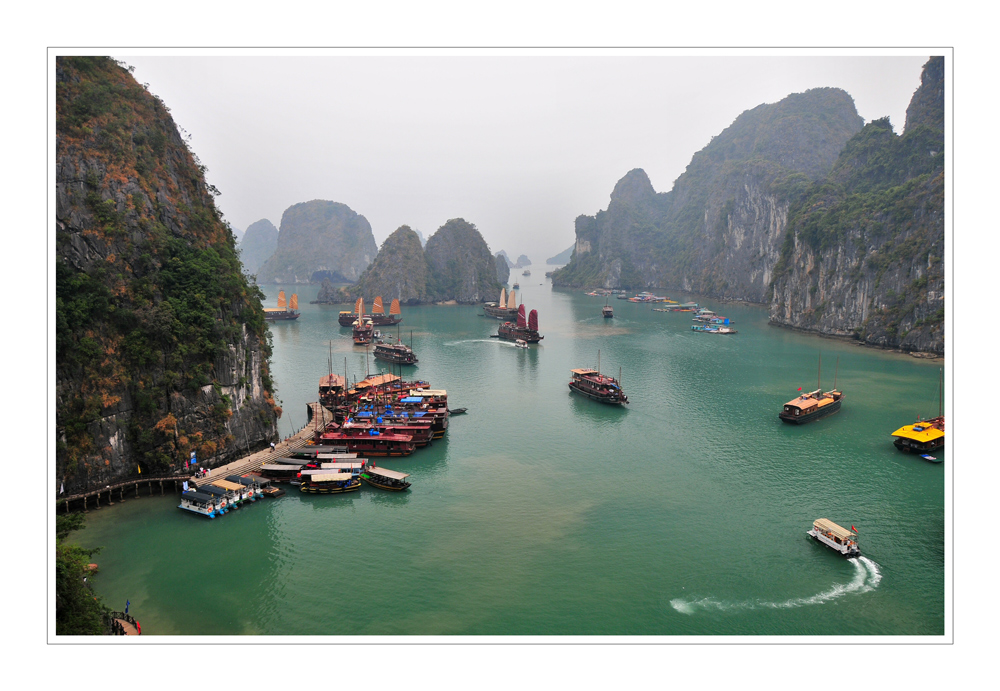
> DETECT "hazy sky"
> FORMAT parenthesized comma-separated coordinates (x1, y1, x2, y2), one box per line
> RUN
(114, 51, 931, 264)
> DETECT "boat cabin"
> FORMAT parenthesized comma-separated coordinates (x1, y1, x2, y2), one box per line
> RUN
(178, 490, 219, 518)
(808, 518, 860, 557)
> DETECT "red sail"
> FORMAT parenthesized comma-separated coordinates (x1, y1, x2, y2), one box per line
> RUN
(528, 309, 538, 332)
(517, 304, 526, 328)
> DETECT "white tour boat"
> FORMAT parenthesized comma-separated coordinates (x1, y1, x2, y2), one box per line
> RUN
(807, 518, 860, 557)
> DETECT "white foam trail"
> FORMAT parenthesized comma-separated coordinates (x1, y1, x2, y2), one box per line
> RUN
(670, 558, 882, 615)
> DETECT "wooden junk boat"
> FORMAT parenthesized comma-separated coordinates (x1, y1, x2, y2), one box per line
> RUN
(484, 287, 519, 320)
(807, 518, 860, 557)
(497, 305, 543, 343)
(339, 297, 368, 326)
(299, 471, 362, 494)
(264, 291, 300, 321)
(778, 355, 843, 424)
(602, 298, 613, 319)
(373, 333, 418, 365)
(361, 466, 412, 491)
(353, 316, 376, 345)
(568, 351, 628, 405)
(371, 296, 403, 326)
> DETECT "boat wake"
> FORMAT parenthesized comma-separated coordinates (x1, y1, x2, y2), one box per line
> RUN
(669, 557, 881, 615)
(444, 339, 524, 348)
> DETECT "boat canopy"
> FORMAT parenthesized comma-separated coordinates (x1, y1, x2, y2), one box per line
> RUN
(319, 374, 346, 389)
(356, 374, 400, 389)
(410, 389, 447, 397)
(263, 307, 287, 313)
(272, 456, 309, 465)
(891, 423, 944, 442)
(368, 467, 410, 480)
(571, 368, 599, 376)
(181, 491, 216, 504)
(211, 479, 244, 491)
(261, 463, 302, 471)
(197, 485, 229, 496)
(813, 518, 856, 539)
(226, 475, 259, 487)
(321, 462, 365, 469)
(308, 472, 354, 482)
(316, 453, 359, 459)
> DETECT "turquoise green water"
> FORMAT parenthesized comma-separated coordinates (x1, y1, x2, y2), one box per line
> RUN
(71, 269, 945, 636)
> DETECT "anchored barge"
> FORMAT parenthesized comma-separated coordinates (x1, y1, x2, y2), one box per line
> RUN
(807, 518, 860, 557)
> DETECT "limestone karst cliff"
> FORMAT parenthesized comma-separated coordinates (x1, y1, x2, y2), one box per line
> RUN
(255, 200, 378, 284)
(347, 225, 431, 304)
(238, 218, 278, 276)
(769, 57, 944, 353)
(551, 68, 944, 353)
(495, 252, 511, 284)
(56, 57, 279, 494)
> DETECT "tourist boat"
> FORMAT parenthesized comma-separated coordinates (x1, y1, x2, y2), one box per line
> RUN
(259, 463, 303, 482)
(373, 336, 418, 365)
(891, 416, 945, 457)
(316, 430, 417, 456)
(484, 287, 519, 320)
(339, 419, 434, 446)
(714, 326, 738, 334)
(891, 369, 944, 457)
(807, 518, 860, 557)
(568, 351, 628, 405)
(178, 490, 220, 518)
(353, 316, 375, 345)
(370, 296, 403, 326)
(211, 478, 252, 506)
(514, 339, 528, 349)
(194, 484, 232, 513)
(691, 324, 720, 333)
(299, 472, 362, 494)
(778, 355, 844, 424)
(225, 475, 264, 501)
(264, 291, 300, 321)
(339, 297, 367, 326)
(361, 466, 411, 491)
(450, 407, 468, 414)
(602, 299, 613, 319)
(512, 281, 520, 289)
(497, 305, 543, 343)
(522, 269, 531, 276)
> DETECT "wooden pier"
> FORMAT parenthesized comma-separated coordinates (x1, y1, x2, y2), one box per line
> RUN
(58, 402, 332, 512)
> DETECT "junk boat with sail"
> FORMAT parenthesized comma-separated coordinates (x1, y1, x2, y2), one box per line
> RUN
(496, 304, 543, 343)
(484, 287, 519, 320)
(264, 291, 300, 321)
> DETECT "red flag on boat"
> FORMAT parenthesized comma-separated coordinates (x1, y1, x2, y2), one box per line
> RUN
(851, 525, 858, 532)
(797, 387, 802, 391)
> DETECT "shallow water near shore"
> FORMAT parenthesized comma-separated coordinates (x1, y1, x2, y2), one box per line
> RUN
(70, 268, 945, 636)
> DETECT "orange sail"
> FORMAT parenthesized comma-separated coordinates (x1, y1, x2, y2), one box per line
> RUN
(277, 290, 287, 309)
(372, 296, 384, 314)
(389, 299, 401, 315)
(354, 297, 364, 315)
(289, 294, 298, 310)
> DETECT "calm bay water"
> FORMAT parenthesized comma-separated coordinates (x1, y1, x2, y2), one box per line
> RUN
(71, 268, 944, 636)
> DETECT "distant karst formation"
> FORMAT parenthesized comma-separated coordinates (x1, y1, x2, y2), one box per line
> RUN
(55, 56, 279, 494)
(546, 244, 574, 265)
(255, 200, 378, 284)
(238, 218, 278, 276)
(495, 252, 510, 284)
(513, 254, 531, 268)
(553, 62, 944, 354)
(319, 218, 501, 304)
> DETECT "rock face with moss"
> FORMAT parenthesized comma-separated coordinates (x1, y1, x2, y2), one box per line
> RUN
(238, 218, 278, 276)
(255, 200, 377, 284)
(55, 57, 279, 494)
(769, 57, 944, 352)
(347, 225, 431, 304)
(425, 218, 502, 302)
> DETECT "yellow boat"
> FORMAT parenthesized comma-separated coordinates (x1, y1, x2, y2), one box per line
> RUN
(891, 416, 944, 456)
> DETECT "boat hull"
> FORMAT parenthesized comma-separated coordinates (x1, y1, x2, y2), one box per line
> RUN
(300, 480, 362, 494)
(893, 436, 944, 453)
(484, 305, 518, 320)
(807, 529, 860, 557)
(361, 476, 411, 491)
(778, 399, 842, 424)
(568, 381, 628, 405)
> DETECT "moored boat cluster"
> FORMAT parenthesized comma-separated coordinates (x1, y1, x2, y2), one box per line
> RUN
(178, 475, 272, 519)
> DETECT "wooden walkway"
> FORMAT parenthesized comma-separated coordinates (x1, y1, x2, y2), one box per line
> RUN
(114, 618, 138, 635)
(58, 403, 332, 511)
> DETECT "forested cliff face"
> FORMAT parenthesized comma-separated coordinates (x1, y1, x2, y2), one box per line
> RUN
(769, 57, 944, 353)
(348, 225, 431, 304)
(255, 200, 378, 284)
(56, 57, 279, 494)
(552, 88, 865, 300)
(553, 64, 945, 353)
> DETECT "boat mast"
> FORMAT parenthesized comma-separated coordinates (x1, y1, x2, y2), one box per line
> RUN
(939, 367, 943, 418)
(834, 356, 839, 391)
(598, 349, 601, 376)
(818, 353, 822, 390)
